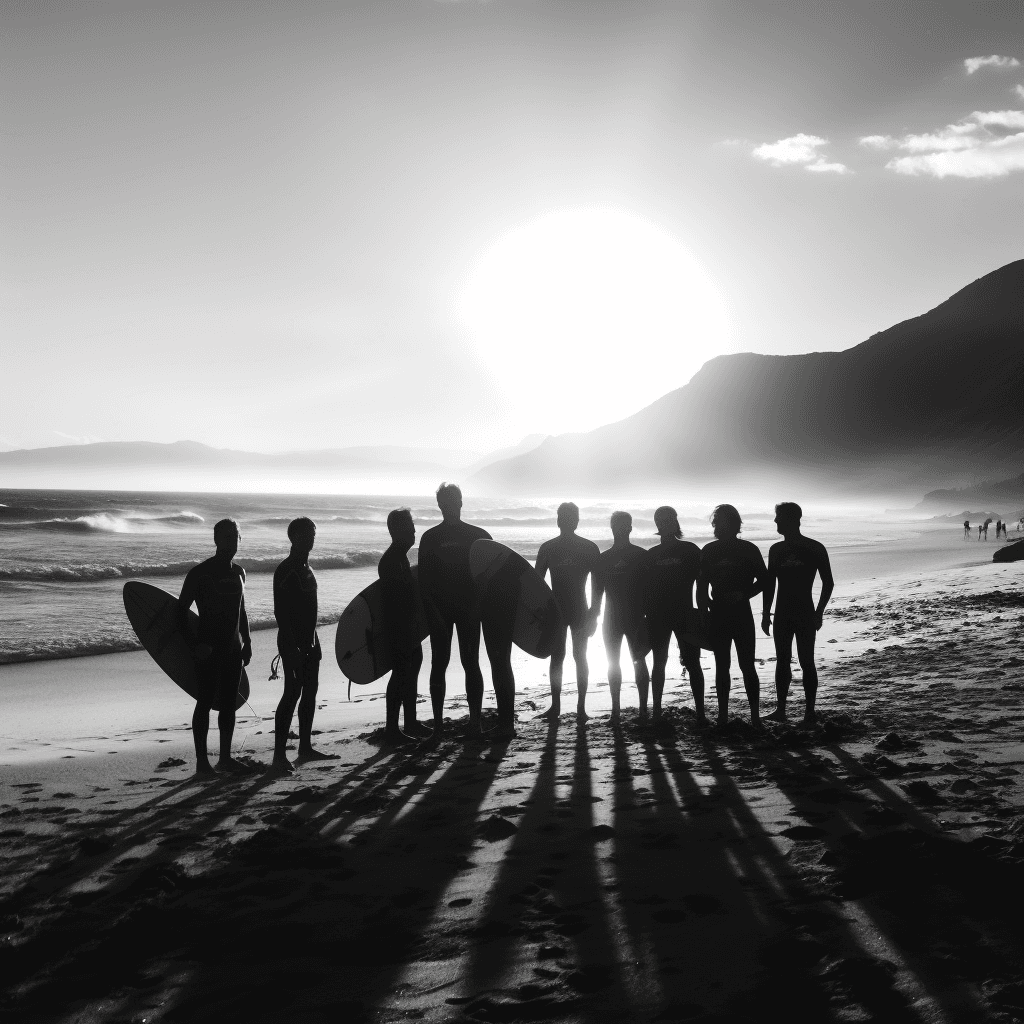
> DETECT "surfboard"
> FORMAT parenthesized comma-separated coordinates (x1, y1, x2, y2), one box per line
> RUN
(469, 539, 563, 659)
(123, 581, 250, 710)
(335, 566, 429, 685)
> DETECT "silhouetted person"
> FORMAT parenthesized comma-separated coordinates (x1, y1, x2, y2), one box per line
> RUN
(418, 483, 490, 738)
(978, 523, 984, 540)
(271, 517, 336, 772)
(697, 504, 766, 728)
(647, 505, 705, 724)
(535, 501, 600, 720)
(378, 508, 431, 746)
(177, 518, 253, 775)
(592, 511, 651, 720)
(761, 502, 834, 725)
(983, 518, 991, 540)
(964, 520, 971, 539)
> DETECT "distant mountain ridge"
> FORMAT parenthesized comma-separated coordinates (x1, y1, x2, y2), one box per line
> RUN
(0, 436, 547, 493)
(916, 472, 1024, 512)
(472, 260, 1024, 498)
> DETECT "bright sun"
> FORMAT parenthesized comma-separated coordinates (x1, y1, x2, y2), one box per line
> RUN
(457, 208, 730, 435)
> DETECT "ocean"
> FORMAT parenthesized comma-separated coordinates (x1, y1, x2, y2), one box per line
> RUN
(0, 488, 986, 665)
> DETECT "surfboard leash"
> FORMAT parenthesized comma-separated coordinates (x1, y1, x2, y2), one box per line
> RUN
(268, 654, 281, 681)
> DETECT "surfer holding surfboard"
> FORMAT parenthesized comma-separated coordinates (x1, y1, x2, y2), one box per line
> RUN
(176, 519, 254, 776)
(378, 508, 432, 746)
(271, 517, 338, 772)
(418, 483, 492, 738)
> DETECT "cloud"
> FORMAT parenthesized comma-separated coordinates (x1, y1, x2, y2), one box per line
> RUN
(1016, 85, 1024, 101)
(752, 133, 827, 165)
(804, 160, 850, 174)
(751, 133, 849, 174)
(964, 55, 1020, 75)
(866, 108, 1024, 178)
(888, 134, 1024, 178)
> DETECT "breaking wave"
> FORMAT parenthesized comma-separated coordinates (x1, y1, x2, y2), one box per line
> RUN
(0, 550, 383, 583)
(3, 511, 206, 533)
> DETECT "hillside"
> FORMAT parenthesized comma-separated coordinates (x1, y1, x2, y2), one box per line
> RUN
(471, 260, 1024, 498)
(0, 436, 546, 493)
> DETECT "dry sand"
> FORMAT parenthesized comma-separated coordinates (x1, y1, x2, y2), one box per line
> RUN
(1, 561, 1023, 1023)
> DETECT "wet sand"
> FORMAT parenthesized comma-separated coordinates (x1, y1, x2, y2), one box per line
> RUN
(1, 560, 1023, 1022)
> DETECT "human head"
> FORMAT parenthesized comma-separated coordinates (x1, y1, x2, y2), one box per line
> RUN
(436, 482, 463, 518)
(654, 505, 682, 540)
(287, 516, 316, 552)
(610, 510, 632, 540)
(556, 501, 580, 532)
(711, 504, 742, 540)
(387, 507, 415, 548)
(213, 518, 239, 557)
(774, 502, 802, 536)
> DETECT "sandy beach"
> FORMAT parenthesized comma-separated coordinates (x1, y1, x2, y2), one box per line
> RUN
(2, 557, 1023, 1023)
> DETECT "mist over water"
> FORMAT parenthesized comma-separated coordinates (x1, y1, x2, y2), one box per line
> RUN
(0, 488, 992, 665)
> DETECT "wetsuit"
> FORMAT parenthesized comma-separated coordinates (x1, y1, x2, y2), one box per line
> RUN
(699, 538, 766, 653)
(379, 544, 422, 732)
(596, 543, 650, 659)
(646, 538, 702, 662)
(536, 532, 601, 661)
(180, 556, 247, 709)
(418, 518, 492, 723)
(273, 553, 321, 689)
(767, 535, 831, 654)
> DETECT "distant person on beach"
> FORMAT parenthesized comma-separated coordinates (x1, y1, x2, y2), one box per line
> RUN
(647, 506, 705, 724)
(418, 483, 491, 738)
(761, 502, 834, 725)
(964, 520, 971, 539)
(177, 518, 253, 775)
(978, 523, 984, 540)
(534, 502, 601, 720)
(996, 519, 1003, 539)
(592, 511, 651, 721)
(271, 517, 337, 772)
(697, 504, 766, 728)
(377, 508, 431, 746)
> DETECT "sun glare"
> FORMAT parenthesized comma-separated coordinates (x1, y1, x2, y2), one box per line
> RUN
(457, 209, 730, 434)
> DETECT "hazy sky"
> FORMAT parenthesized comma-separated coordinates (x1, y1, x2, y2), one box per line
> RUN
(3, 0, 1022, 453)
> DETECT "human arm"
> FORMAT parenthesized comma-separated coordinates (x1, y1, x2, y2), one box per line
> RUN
(747, 546, 767, 600)
(534, 543, 550, 585)
(239, 569, 251, 665)
(761, 550, 776, 636)
(176, 569, 207, 658)
(814, 547, 834, 631)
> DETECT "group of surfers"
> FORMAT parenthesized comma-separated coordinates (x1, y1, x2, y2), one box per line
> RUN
(176, 483, 833, 775)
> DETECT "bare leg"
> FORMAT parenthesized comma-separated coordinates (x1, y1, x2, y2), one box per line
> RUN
(681, 642, 706, 721)
(713, 643, 732, 726)
(384, 661, 415, 746)
(455, 616, 484, 734)
(571, 627, 590, 719)
(273, 675, 301, 771)
(765, 623, 794, 723)
(794, 625, 819, 723)
(541, 627, 567, 719)
(192, 702, 215, 774)
(650, 642, 669, 721)
(734, 618, 761, 726)
(605, 629, 624, 720)
(483, 618, 516, 739)
(402, 648, 430, 736)
(428, 621, 454, 736)
(632, 641, 650, 718)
